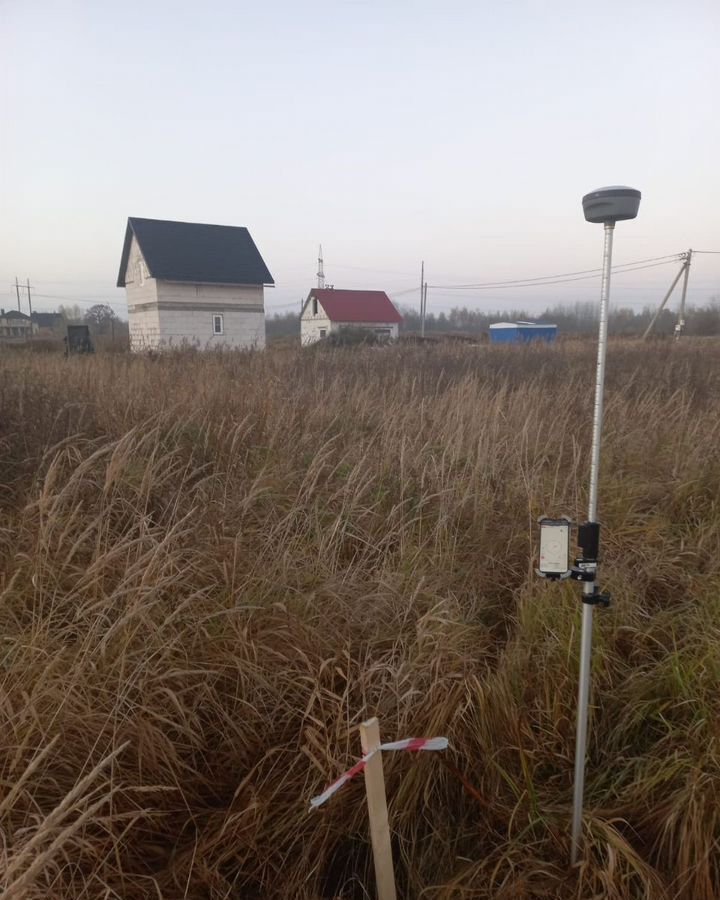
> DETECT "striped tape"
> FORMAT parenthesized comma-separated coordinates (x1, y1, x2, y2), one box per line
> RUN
(309, 737, 449, 809)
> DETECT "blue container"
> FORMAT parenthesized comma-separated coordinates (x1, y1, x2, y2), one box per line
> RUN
(489, 321, 557, 343)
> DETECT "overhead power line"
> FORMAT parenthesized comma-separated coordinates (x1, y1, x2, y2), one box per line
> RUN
(432, 256, 680, 289)
(31, 293, 125, 306)
(388, 286, 420, 298)
(430, 257, 682, 291)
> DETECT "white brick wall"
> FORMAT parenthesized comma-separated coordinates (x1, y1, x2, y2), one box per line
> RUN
(125, 237, 161, 350)
(128, 307, 162, 349)
(156, 281, 264, 309)
(156, 308, 265, 349)
(124, 262, 267, 350)
(300, 314, 332, 345)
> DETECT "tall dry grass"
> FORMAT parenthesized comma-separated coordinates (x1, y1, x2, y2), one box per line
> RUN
(0, 339, 719, 898)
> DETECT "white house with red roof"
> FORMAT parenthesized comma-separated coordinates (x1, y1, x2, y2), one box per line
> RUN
(300, 288, 402, 345)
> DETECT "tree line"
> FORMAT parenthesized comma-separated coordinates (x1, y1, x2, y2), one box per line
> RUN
(266, 298, 720, 340)
(58, 303, 122, 335)
(52, 297, 720, 343)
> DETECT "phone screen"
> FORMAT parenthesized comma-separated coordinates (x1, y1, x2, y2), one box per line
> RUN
(539, 520, 570, 575)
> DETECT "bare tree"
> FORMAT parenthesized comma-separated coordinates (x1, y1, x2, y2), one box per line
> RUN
(58, 304, 85, 323)
(84, 303, 119, 335)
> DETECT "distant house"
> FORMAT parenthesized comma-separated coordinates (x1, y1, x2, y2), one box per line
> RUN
(0, 309, 37, 341)
(31, 312, 64, 337)
(300, 289, 402, 345)
(117, 217, 274, 351)
(489, 321, 557, 343)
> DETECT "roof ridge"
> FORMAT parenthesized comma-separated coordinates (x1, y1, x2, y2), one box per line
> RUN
(129, 216, 250, 230)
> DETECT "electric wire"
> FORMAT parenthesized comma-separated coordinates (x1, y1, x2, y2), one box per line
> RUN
(32, 293, 125, 306)
(388, 286, 422, 298)
(14, 250, 718, 313)
(429, 253, 682, 289)
(429, 258, 682, 291)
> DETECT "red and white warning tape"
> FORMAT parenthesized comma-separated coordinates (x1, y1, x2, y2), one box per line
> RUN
(309, 737, 449, 809)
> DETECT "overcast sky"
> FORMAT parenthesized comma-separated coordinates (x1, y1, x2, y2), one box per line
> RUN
(2, 0, 719, 318)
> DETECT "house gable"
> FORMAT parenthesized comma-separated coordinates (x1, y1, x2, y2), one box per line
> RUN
(121, 235, 150, 289)
(301, 293, 330, 320)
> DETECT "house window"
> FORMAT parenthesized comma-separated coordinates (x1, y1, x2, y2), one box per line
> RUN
(213, 314, 224, 335)
(312, 297, 318, 315)
(319, 328, 327, 338)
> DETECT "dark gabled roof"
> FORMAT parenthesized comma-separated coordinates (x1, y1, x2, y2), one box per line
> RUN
(32, 312, 64, 327)
(117, 217, 274, 288)
(1, 309, 31, 320)
(305, 289, 402, 324)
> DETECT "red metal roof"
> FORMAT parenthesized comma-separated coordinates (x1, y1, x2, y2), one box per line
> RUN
(311, 289, 402, 324)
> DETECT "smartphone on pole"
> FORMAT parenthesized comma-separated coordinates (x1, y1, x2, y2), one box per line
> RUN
(537, 516, 571, 579)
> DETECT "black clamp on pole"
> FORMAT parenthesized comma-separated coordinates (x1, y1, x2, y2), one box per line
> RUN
(570, 522, 610, 607)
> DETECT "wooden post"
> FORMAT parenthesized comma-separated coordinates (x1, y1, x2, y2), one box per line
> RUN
(359, 718, 397, 900)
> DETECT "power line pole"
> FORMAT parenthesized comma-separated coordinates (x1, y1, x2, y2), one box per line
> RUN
(15, 277, 21, 311)
(26, 278, 33, 319)
(420, 261, 426, 338)
(642, 255, 688, 339)
(674, 249, 692, 340)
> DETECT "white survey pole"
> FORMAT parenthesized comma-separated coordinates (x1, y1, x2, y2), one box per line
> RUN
(570, 186, 641, 865)
(570, 221, 613, 863)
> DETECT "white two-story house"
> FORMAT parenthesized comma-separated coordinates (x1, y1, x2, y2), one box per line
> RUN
(117, 217, 274, 351)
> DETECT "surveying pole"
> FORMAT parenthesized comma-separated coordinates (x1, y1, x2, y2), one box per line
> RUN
(536, 186, 641, 866)
(572, 186, 641, 863)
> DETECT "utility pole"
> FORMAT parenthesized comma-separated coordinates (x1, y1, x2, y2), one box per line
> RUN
(642, 255, 688, 339)
(420, 261, 425, 338)
(26, 278, 33, 319)
(675, 249, 692, 340)
(15, 277, 21, 311)
(422, 282, 428, 337)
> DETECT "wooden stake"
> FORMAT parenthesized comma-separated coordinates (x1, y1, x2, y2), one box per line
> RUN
(359, 717, 397, 900)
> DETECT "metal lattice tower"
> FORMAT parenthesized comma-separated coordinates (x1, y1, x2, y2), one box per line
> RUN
(317, 244, 325, 289)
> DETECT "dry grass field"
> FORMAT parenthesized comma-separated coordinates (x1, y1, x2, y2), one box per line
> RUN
(1, 339, 719, 899)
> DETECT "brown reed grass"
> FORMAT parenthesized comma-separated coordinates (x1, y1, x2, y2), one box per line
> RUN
(0, 338, 719, 898)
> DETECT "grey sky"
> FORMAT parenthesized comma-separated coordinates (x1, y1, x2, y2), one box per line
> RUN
(2, 0, 719, 317)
